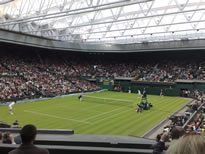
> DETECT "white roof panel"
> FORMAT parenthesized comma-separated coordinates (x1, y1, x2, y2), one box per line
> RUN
(0, 0, 205, 44)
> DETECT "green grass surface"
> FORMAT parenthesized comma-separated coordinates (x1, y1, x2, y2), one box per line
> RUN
(0, 91, 191, 136)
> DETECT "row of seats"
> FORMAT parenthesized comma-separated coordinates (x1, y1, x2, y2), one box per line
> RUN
(0, 127, 154, 154)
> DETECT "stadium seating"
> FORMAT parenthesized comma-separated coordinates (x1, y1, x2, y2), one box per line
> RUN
(0, 122, 11, 128)
(0, 144, 153, 154)
(1, 50, 205, 102)
(0, 128, 155, 154)
(1, 49, 205, 154)
(0, 52, 100, 101)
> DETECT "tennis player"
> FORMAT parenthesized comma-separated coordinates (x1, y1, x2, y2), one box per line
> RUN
(78, 95, 82, 102)
(9, 101, 16, 115)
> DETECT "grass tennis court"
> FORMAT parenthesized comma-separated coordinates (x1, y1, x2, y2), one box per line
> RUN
(0, 91, 191, 136)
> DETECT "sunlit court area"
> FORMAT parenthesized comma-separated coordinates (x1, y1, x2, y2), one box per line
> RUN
(1, 0, 205, 154)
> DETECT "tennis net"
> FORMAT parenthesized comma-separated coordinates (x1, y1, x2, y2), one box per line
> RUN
(82, 95, 134, 107)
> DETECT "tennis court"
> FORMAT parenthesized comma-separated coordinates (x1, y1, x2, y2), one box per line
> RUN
(0, 91, 191, 136)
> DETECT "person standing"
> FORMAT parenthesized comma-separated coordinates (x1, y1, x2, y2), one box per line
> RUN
(160, 89, 164, 97)
(9, 101, 16, 115)
(142, 89, 147, 100)
(78, 95, 83, 102)
(138, 90, 141, 98)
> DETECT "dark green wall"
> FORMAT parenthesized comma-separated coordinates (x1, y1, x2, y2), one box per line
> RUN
(110, 80, 205, 96)
(97, 80, 205, 96)
(113, 80, 178, 96)
(98, 84, 114, 90)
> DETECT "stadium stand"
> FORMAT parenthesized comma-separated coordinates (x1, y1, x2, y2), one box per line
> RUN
(0, 34, 205, 154)
(1, 0, 205, 154)
(0, 127, 155, 154)
(0, 51, 101, 102)
(0, 144, 154, 154)
(1, 49, 205, 103)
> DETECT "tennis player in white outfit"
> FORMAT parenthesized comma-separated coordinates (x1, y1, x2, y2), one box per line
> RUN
(9, 101, 16, 115)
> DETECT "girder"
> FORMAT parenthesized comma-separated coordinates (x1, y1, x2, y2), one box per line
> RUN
(0, 0, 204, 44)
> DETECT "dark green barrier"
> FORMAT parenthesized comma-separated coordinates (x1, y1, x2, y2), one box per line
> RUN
(175, 83, 194, 89)
(99, 84, 114, 90)
(97, 79, 205, 96)
(113, 81, 179, 96)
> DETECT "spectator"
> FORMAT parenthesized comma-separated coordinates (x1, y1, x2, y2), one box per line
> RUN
(167, 133, 205, 154)
(151, 134, 162, 149)
(0, 132, 2, 144)
(2, 132, 15, 144)
(3, 50, 205, 102)
(9, 124, 49, 154)
(152, 132, 169, 154)
(14, 135, 22, 145)
(155, 134, 161, 142)
(12, 120, 20, 128)
(170, 127, 185, 144)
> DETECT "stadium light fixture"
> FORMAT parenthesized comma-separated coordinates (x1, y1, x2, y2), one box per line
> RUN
(0, 0, 14, 5)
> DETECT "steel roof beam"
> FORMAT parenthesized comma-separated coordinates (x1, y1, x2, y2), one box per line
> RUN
(49, 19, 205, 37)
(58, 28, 204, 42)
(0, 0, 153, 25)
(27, 7, 205, 33)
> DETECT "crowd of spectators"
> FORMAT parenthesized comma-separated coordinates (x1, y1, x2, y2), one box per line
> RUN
(89, 60, 205, 82)
(52, 54, 205, 82)
(0, 54, 100, 101)
(152, 92, 205, 154)
(153, 126, 205, 154)
(0, 77, 34, 99)
(1, 50, 205, 101)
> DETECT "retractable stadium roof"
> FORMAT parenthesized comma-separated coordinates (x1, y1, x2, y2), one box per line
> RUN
(0, 0, 204, 44)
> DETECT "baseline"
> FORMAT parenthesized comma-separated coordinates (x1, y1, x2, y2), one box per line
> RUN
(24, 110, 91, 125)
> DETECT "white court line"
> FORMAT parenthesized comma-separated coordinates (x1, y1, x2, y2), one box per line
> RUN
(93, 108, 133, 124)
(31, 101, 78, 112)
(24, 110, 91, 125)
(84, 105, 125, 121)
(84, 95, 132, 102)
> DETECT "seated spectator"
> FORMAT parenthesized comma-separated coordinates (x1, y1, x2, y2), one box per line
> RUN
(14, 135, 22, 145)
(0, 132, 2, 144)
(152, 132, 169, 154)
(167, 132, 205, 154)
(151, 134, 162, 149)
(12, 120, 20, 128)
(9, 124, 49, 154)
(2, 132, 15, 144)
(170, 127, 185, 144)
(155, 134, 161, 142)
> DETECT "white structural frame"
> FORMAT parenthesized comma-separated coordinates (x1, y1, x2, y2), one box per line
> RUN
(0, 0, 204, 44)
